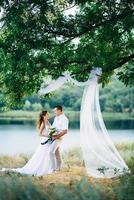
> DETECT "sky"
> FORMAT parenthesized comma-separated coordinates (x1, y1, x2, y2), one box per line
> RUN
(0, 7, 4, 18)
(63, 5, 78, 16)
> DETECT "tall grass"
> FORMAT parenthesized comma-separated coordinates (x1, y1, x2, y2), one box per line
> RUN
(0, 143, 134, 200)
(0, 172, 134, 200)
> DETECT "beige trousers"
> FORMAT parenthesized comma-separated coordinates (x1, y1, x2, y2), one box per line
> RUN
(55, 146, 62, 170)
(49, 139, 62, 171)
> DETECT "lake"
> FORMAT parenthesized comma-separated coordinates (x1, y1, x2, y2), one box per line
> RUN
(0, 119, 134, 155)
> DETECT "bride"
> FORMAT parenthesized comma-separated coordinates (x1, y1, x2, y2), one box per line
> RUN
(1, 111, 58, 176)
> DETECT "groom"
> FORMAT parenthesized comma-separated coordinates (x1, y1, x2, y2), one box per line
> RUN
(50, 105, 69, 172)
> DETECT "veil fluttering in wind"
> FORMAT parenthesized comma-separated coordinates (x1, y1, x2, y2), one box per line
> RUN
(38, 68, 129, 178)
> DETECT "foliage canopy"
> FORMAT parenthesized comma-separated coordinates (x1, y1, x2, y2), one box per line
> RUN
(0, 0, 134, 107)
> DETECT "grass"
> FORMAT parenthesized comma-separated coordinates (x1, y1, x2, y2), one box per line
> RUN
(1, 143, 133, 173)
(0, 110, 134, 121)
(0, 110, 39, 119)
(102, 112, 134, 120)
(0, 143, 134, 199)
(0, 143, 134, 183)
(0, 110, 80, 120)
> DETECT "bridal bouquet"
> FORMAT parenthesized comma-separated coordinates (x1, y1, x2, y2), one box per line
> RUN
(41, 127, 58, 145)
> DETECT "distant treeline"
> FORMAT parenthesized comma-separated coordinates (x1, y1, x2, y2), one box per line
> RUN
(0, 77, 134, 113)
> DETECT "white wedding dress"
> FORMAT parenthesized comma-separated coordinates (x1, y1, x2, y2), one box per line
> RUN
(1, 125, 57, 176)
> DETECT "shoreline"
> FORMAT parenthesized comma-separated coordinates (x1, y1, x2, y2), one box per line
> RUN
(0, 110, 134, 121)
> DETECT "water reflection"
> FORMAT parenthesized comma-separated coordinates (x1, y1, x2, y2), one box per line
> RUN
(104, 120, 134, 130)
(0, 119, 134, 129)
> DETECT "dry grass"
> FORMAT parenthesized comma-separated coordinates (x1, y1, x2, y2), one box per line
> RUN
(0, 148, 121, 190)
(0, 145, 133, 200)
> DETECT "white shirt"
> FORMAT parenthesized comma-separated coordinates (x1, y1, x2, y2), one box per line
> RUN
(52, 113, 69, 133)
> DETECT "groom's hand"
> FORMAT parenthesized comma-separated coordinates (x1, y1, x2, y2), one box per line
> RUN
(52, 130, 67, 141)
(52, 135, 58, 140)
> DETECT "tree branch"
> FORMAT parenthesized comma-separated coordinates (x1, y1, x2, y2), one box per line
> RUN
(47, 9, 134, 38)
(47, 59, 90, 68)
(117, 53, 134, 66)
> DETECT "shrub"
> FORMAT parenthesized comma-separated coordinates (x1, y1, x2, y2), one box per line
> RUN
(0, 175, 48, 200)
(115, 174, 134, 200)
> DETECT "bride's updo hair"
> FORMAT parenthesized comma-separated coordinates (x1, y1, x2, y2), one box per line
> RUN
(37, 110, 48, 129)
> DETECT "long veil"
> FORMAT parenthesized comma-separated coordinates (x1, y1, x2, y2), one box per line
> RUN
(38, 68, 129, 178)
